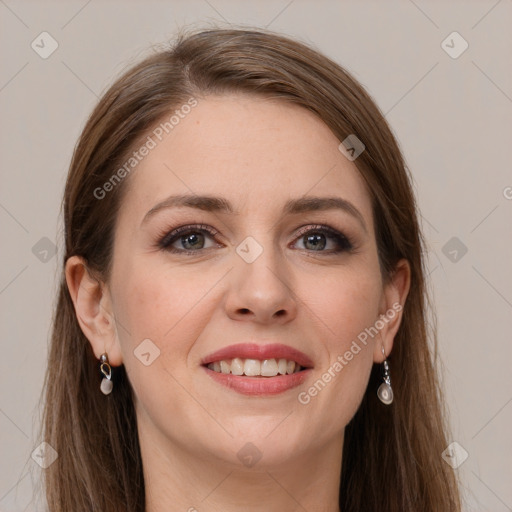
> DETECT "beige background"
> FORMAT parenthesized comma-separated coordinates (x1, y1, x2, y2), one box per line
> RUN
(1, 1, 511, 510)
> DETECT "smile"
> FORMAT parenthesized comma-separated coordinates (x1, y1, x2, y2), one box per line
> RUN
(201, 343, 313, 396)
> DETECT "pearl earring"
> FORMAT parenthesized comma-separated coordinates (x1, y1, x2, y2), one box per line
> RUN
(99, 353, 113, 395)
(377, 345, 393, 405)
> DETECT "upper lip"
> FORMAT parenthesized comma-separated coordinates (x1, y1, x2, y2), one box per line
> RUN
(201, 343, 314, 369)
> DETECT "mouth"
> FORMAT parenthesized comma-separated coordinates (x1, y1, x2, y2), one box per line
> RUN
(200, 343, 313, 396)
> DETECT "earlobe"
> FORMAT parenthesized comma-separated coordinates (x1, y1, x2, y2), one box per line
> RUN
(374, 258, 411, 363)
(65, 255, 123, 366)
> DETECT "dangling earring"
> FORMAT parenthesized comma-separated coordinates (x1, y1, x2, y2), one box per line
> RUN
(377, 345, 393, 405)
(99, 353, 113, 395)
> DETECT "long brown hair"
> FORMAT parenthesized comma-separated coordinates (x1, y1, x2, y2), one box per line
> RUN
(39, 27, 462, 511)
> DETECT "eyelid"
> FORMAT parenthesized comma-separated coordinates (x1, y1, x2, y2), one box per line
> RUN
(294, 223, 341, 238)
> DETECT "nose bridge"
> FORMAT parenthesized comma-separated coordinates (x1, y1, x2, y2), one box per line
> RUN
(226, 232, 297, 322)
(237, 228, 285, 277)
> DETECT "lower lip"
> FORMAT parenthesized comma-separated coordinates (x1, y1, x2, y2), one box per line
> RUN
(203, 367, 312, 396)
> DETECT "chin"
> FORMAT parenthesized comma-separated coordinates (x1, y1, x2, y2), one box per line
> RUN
(204, 422, 309, 469)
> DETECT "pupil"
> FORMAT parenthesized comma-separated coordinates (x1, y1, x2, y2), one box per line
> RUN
(305, 233, 326, 250)
(183, 233, 203, 250)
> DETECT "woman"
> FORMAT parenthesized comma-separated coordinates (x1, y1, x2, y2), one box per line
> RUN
(40, 28, 462, 511)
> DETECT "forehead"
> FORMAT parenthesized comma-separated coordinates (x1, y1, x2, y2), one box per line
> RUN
(116, 94, 373, 228)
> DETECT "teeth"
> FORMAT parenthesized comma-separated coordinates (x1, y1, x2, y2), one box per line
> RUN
(244, 359, 260, 376)
(207, 357, 303, 377)
(220, 360, 230, 374)
(231, 357, 244, 376)
(277, 358, 287, 375)
(261, 358, 278, 377)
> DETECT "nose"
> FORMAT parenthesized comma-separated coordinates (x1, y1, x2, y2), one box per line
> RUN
(224, 239, 298, 325)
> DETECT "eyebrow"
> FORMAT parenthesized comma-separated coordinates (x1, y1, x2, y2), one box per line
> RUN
(141, 194, 368, 233)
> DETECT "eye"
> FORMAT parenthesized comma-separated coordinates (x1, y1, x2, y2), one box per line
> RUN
(292, 224, 354, 253)
(157, 224, 221, 254)
(156, 223, 354, 255)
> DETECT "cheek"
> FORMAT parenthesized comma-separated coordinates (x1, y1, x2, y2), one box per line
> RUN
(308, 268, 382, 350)
(116, 275, 172, 342)
(112, 258, 222, 378)
(293, 270, 380, 428)
(111, 266, 202, 421)
(113, 250, 201, 338)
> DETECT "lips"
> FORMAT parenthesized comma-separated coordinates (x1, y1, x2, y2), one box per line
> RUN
(201, 343, 314, 396)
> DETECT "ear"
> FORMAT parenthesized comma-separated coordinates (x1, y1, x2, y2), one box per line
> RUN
(373, 258, 411, 363)
(65, 255, 123, 366)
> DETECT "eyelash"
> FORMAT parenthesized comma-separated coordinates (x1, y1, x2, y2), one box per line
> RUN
(156, 223, 355, 255)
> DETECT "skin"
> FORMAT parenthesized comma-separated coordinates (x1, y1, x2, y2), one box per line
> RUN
(66, 94, 410, 512)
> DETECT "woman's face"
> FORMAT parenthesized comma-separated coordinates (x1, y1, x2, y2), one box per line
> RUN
(79, 94, 408, 468)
